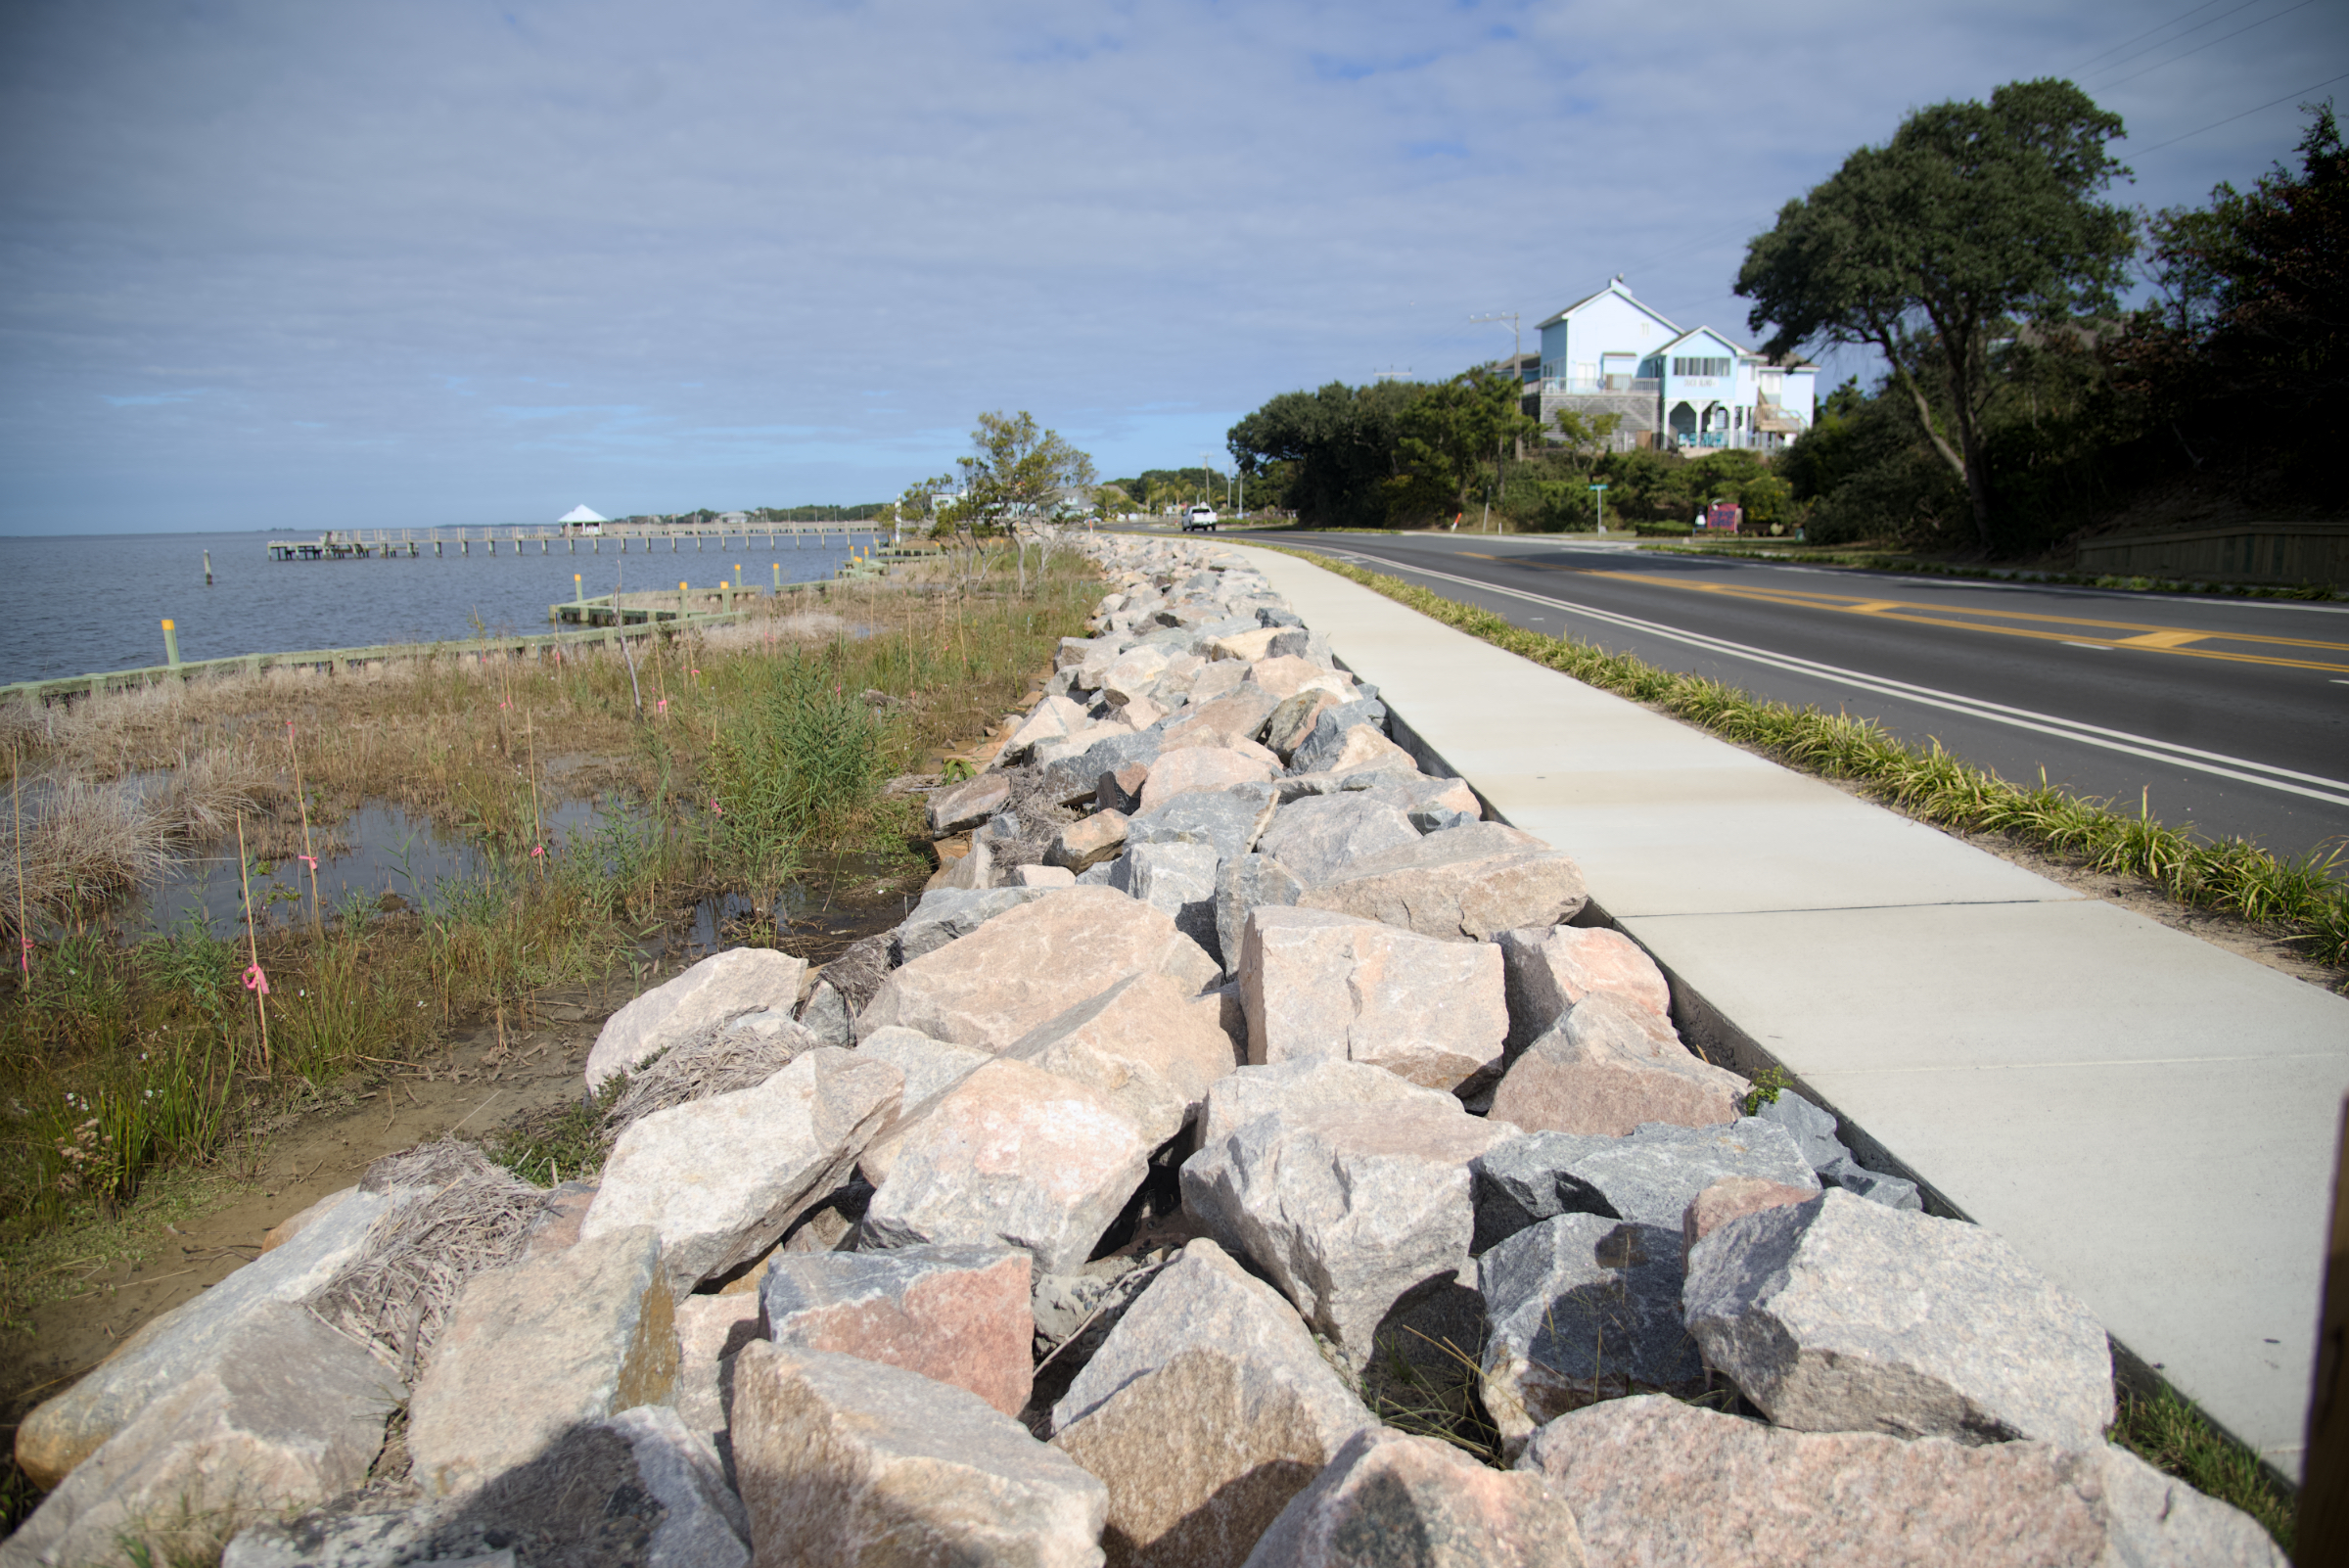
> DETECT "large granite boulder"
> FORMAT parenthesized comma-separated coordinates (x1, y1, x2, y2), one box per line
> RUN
(1242, 1427, 1586, 1568)
(856, 886, 1220, 1050)
(1478, 1215, 1704, 1458)
(1003, 972, 1238, 1146)
(731, 1342, 1108, 1568)
(1487, 995, 1747, 1137)
(1123, 785, 1278, 865)
(1682, 1176, 1823, 1256)
(893, 885, 1058, 964)
(1520, 1396, 2285, 1568)
(1112, 840, 1224, 963)
(1138, 746, 1276, 812)
(1239, 906, 1507, 1092)
(1470, 1118, 1819, 1254)
(587, 947, 808, 1092)
(13, 1149, 449, 1490)
(1682, 1189, 2114, 1450)
(4, 1306, 404, 1568)
(1181, 1097, 1516, 1366)
(1193, 1058, 1464, 1153)
(761, 1243, 1034, 1417)
(1254, 794, 1418, 886)
(1295, 821, 1587, 941)
(928, 771, 1014, 834)
(406, 1224, 679, 1497)
(1497, 924, 1672, 1053)
(1214, 853, 1304, 979)
(582, 1047, 900, 1290)
(861, 1057, 1150, 1274)
(855, 1026, 990, 1124)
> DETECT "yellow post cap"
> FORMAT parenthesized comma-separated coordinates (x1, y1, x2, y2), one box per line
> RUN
(161, 619, 174, 629)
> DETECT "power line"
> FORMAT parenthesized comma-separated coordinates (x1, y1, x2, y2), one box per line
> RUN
(2129, 70, 2349, 155)
(2067, 0, 2257, 76)
(2085, 0, 2324, 93)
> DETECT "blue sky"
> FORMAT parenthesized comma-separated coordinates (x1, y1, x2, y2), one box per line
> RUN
(2, 0, 2342, 532)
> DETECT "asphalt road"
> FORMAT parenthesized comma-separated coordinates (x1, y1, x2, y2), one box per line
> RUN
(1215, 528, 2349, 863)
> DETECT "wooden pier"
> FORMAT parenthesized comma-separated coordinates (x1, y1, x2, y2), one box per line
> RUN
(265, 521, 894, 561)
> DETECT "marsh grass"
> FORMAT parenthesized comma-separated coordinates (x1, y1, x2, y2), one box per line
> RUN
(1287, 550, 2349, 977)
(1, 559, 1098, 1285)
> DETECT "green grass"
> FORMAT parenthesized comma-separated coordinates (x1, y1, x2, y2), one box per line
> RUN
(1277, 547, 2349, 982)
(2111, 1387, 2297, 1555)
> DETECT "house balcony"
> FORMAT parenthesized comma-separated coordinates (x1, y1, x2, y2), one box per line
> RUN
(1533, 376, 1660, 394)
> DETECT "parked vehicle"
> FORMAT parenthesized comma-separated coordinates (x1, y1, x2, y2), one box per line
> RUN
(1183, 504, 1219, 532)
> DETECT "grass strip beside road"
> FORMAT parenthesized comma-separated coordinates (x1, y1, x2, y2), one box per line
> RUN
(1272, 547, 2349, 981)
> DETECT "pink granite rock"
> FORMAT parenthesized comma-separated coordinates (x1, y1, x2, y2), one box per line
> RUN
(1138, 747, 1276, 813)
(1520, 1396, 2283, 1568)
(861, 1057, 1150, 1274)
(760, 1243, 1034, 1417)
(856, 886, 1220, 1050)
(1497, 925, 1672, 1051)
(1296, 821, 1587, 941)
(1240, 906, 1507, 1092)
(1245, 1426, 1586, 1567)
(1004, 972, 1238, 1144)
(1681, 1176, 1819, 1257)
(1488, 994, 1747, 1137)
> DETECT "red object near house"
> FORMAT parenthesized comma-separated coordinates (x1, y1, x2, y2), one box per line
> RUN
(1705, 503, 1742, 533)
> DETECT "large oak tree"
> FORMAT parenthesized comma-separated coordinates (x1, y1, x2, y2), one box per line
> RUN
(1735, 79, 2134, 549)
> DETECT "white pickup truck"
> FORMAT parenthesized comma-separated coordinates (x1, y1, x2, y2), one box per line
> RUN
(1182, 504, 1219, 532)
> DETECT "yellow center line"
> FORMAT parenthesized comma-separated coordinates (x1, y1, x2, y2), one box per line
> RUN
(1598, 574, 2349, 673)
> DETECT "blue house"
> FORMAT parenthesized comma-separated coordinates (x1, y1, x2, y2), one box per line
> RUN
(1528, 278, 1817, 453)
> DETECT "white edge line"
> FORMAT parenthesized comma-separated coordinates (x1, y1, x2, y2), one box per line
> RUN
(1324, 549, 2349, 811)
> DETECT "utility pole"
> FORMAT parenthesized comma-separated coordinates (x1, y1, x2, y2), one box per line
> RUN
(1469, 311, 1521, 372)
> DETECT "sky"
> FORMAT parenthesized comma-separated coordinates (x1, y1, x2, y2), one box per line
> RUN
(2, 0, 2343, 533)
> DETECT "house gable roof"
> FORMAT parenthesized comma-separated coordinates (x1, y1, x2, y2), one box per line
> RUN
(1536, 277, 1681, 335)
(1657, 325, 1748, 358)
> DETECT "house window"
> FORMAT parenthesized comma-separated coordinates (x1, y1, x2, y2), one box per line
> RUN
(1672, 356, 1730, 378)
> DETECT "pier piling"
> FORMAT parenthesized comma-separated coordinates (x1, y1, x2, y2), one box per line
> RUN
(161, 619, 180, 669)
(203, 550, 213, 586)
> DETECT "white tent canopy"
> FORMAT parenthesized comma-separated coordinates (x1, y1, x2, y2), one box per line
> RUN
(557, 504, 607, 524)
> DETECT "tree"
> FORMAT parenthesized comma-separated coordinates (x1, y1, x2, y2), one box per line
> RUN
(1735, 79, 2135, 550)
(944, 411, 1098, 533)
(1390, 368, 1537, 526)
(1227, 380, 1425, 528)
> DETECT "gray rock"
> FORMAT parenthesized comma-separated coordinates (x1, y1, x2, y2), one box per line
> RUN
(603, 1404, 753, 1568)
(1040, 729, 1163, 806)
(12, 1151, 442, 1491)
(1180, 1097, 1515, 1366)
(794, 934, 895, 1050)
(587, 947, 808, 1091)
(6, 1305, 406, 1568)
(582, 1048, 902, 1291)
(1052, 1238, 1372, 1444)
(1296, 820, 1588, 942)
(732, 1342, 1108, 1568)
(1255, 794, 1419, 886)
(928, 770, 1015, 834)
(935, 833, 993, 890)
(1256, 607, 1306, 629)
(854, 1026, 989, 1120)
(1215, 853, 1304, 974)
(1241, 1426, 1587, 1568)
(1124, 784, 1278, 864)
(1284, 699, 1390, 775)
(1076, 859, 1117, 885)
(1470, 1119, 1820, 1254)
(1520, 1395, 2287, 1568)
(761, 1243, 1034, 1417)
(1260, 690, 1344, 762)
(892, 885, 1056, 964)
(1113, 840, 1225, 963)
(406, 1224, 680, 1496)
(1750, 1086, 1849, 1171)
(1478, 1216, 1705, 1458)
(1683, 1189, 2114, 1450)
(1822, 1154, 1926, 1211)
(1030, 1253, 1163, 1361)
(1193, 1058, 1463, 1153)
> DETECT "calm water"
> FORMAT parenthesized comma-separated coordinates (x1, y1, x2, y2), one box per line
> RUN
(0, 527, 887, 686)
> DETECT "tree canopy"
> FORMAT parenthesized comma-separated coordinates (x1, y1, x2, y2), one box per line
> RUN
(936, 411, 1097, 534)
(1736, 78, 2135, 549)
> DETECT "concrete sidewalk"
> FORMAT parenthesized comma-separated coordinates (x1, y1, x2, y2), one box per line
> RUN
(1230, 540, 2349, 1482)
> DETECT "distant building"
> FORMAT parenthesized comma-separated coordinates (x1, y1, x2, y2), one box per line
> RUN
(1527, 277, 1817, 453)
(714, 511, 750, 528)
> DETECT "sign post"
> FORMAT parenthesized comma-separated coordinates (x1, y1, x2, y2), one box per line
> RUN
(1589, 484, 1609, 537)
